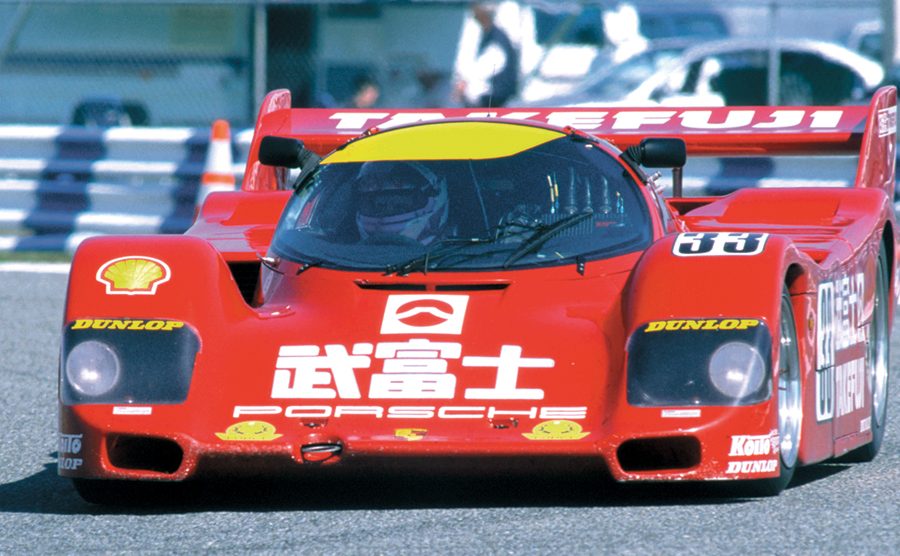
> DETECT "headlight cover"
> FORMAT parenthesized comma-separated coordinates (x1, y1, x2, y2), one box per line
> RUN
(65, 340, 121, 397)
(60, 318, 200, 405)
(627, 318, 772, 406)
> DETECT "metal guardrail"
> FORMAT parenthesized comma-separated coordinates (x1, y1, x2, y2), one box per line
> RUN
(0, 125, 253, 252)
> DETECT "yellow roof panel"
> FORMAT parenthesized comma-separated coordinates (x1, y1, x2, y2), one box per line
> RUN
(324, 121, 562, 164)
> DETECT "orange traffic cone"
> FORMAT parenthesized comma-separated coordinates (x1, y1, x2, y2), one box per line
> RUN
(196, 119, 235, 212)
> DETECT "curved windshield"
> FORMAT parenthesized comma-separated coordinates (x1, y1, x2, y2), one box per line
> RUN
(271, 134, 651, 272)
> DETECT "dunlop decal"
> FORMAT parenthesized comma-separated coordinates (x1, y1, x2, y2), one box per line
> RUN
(70, 319, 185, 331)
(644, 319, 760, 332)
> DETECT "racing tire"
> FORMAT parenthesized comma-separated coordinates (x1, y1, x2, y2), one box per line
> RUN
(742, 288, 803, 496)
(840, 243, 890, 462)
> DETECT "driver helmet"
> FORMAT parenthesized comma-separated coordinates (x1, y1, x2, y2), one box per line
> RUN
(355, 161, 448, 244)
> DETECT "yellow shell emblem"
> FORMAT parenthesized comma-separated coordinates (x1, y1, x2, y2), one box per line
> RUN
(522, 420, 590, 441)
(215, 421, 283, 441)
(96, 256, 171, 295)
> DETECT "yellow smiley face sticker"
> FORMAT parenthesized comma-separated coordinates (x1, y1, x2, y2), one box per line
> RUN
(522, 420, 590, 440)
(215, 421, 283, 441)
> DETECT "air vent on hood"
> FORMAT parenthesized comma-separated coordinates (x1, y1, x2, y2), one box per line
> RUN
(355, 281, 509, 292)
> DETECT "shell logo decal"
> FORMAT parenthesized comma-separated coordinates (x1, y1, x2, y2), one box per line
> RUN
(215, 421, 283, 441)
(522, 420, 590, 441)
(96, 256, 171, 295)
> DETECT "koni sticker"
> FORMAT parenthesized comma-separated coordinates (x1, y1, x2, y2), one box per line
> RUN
(672, 232, 768, 257)
(58, 433, 84, 471)
(215, 421, 283, 441)
(878, 106, 897, 137)
(728, 431, 779, 457)
(522, 420, 590, 440)
(644, 319, 760, 332)
(96, 256, 171, 295)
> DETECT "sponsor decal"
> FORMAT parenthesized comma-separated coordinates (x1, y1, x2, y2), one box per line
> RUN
(725, 459, 778, 474)
(836, 357, 866, 419)
(58, 433, 84, 470)
(215, 421, 283, 441)
(522, 420, 590, 440)
(878, 106, 897, 137)
(71, 319, 184, 331)
(644, 319, 760, 332)
(395, 428, 427, 441)
(816, 273, 865, 422)
(673, 232, 768, 257)
(381, 295, 469, 335)
(272, 339, 552, 401)
(113, 406, 153, 416)
(860, 416, 872, 433)
(326, 109, 847, 133)
(661, 409, 701, 418)
(234, 405, 587, 421)
(58, 433, 83, 455)
(96, 256, 171, 295)
(728, 431, 779, 457)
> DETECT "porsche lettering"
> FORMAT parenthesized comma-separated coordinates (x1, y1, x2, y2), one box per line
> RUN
(645, 319, 760, 332)
(233, 405, 588, 420)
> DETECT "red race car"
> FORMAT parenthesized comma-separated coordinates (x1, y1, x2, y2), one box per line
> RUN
(59, 87, 897, 502)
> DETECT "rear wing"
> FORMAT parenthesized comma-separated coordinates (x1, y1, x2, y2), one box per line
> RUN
(241, 86, 896, 196)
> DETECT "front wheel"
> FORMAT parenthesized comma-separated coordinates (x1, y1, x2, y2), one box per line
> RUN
(744, 289, 802, 496)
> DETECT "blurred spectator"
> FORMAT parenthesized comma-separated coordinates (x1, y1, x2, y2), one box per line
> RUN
(454, 2, 520, 107)
(350, 74, 381, 108)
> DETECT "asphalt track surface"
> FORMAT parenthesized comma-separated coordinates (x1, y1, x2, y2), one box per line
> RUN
(2, 269, 899, 554)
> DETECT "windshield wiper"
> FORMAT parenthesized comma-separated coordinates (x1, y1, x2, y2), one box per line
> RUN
(386, 237, 494, 276)
(502, 211, 593, 268)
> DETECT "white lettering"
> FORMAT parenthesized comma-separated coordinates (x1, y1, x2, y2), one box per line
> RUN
(728, 433, 778, 457)
(680, 110, 755, 129)
(329, 112, 390, 130)
(546, 111, 607, 130)
(611, 111, 676, 130)
(836, 357, 866, 417)
(463, 345, 553, 400)
(58, 433, 83, 455)
(725, 459, 778, 474)
(59, 457, 84, 470)
(752, 110, 805, 129)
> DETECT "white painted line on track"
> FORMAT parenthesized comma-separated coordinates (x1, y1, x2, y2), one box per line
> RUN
(0, 262, 70, 274)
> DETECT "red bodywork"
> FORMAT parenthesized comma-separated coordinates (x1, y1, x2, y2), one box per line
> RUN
(59, 87, 898, 489)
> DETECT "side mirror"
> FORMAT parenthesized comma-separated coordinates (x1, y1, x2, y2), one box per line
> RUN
(622, 138, 687, 197)
(259, 136, 306, 168)
(636, 138, 686, 168)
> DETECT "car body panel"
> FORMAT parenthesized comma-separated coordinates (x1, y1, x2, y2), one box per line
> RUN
(59, 87, 897, 490)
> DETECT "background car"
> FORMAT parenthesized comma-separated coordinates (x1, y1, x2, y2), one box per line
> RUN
(526, 38, 884, 107)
